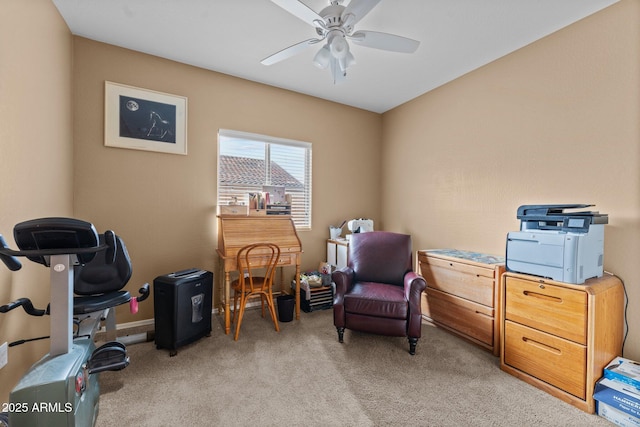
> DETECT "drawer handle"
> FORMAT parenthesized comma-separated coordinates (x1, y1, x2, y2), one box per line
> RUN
(475, 311, 492, 318)
(522, 290, 562, 304)
(522, 337, 561, 355)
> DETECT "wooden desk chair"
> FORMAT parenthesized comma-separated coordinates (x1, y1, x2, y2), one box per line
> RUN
(231, 243, 281, 341)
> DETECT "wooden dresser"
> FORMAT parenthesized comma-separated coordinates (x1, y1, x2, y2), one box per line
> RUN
(500, 272, 624, 413)
(417, 249, 505, 356)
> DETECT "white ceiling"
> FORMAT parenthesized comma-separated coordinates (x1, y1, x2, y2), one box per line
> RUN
(52, 0, 618, 113)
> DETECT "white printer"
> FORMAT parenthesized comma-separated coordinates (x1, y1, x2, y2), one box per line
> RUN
(506, 204, 608, 284)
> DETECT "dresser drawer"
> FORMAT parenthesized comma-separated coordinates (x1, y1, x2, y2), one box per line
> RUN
(422, 287, 494, 347)
(504, 320, 586, 399)
(419, 256, 495, 307)
(505, 276, 587, 344)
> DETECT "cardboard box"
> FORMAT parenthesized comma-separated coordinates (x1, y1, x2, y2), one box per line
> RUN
(219, 205, 248, 216)
(594, 377, 640, 426)
(605, 357, 640, 390)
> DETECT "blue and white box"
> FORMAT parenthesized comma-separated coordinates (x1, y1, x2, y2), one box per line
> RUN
(605, 357, 640, 390)
(594, 377, 640, 426)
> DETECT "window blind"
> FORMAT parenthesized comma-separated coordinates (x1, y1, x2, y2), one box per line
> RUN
(217, 129, 312, 229)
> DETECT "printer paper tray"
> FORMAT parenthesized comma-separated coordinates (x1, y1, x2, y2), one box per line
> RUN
(506, 231, 569, 282)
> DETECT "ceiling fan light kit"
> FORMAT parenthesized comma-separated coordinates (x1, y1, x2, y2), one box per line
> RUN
(262, 0, 420, 84)
(313, 45, 331, 69)
(328, 32, 349, 59)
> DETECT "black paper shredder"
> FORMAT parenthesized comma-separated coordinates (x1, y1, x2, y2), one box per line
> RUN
(153, 268, 213, 356)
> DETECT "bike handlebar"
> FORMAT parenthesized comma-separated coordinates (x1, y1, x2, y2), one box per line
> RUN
(0, 235, 22, 271)
(0, 297, 47, 316)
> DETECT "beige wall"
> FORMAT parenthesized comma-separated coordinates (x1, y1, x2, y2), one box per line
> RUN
(382, 0, 640, 358)
(71, 38, 382, 325)
(0, 0, 73, 402)
(2, 0, 639, 404)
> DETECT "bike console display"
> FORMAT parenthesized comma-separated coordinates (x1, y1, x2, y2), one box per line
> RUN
(13, 217, 100, 266)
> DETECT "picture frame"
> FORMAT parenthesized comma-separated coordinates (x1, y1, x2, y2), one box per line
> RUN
(104, 81, 187, 155)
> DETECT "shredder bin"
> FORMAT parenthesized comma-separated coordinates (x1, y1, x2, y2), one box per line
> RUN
(154, 268, 213, 356)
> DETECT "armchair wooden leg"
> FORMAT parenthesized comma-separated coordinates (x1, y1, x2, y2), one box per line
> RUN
(408, 337, 418, 355)
(337, 327, 345, 343)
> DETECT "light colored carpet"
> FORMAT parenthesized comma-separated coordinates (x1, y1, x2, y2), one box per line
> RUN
(96, 309, 610, 426)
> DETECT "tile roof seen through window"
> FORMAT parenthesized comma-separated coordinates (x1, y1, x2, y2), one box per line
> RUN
(219, 155, 303, 188)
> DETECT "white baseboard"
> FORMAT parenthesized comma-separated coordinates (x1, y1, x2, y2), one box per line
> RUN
(102, 304, 269, 340)
(116, 333, 149, 345)
(111, 317, 155, 332)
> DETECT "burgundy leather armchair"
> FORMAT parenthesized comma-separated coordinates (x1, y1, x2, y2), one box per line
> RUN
(332, 231, 427, 355)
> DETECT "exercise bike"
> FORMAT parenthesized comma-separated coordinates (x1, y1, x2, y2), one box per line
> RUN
(0, 217, 149, 427)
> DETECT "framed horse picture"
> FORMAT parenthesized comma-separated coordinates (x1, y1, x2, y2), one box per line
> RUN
(104, 81, 187, 155)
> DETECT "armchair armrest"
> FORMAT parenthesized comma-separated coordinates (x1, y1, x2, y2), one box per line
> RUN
(332, 267, 355, 299)
(404, 271, 427, 339)
(332, 267, 354, 329)
(404, 271, 427, 305)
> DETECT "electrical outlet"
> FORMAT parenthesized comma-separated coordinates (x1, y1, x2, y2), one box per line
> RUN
(0, 342, 7, 369)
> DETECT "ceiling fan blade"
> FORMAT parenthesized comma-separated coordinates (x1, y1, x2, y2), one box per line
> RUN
(270, 0, 324, 27)
(342, 0, 382, 27)
(261, 38, 323, 66)
(349, 30, 420, 53)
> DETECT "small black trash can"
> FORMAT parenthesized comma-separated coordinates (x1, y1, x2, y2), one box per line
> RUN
(277, 294, 295, 322)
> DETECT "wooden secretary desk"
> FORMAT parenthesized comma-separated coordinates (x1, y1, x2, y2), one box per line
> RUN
(216, 215, 303, 335)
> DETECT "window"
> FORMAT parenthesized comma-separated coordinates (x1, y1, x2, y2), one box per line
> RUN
(217, 129, 312, 229)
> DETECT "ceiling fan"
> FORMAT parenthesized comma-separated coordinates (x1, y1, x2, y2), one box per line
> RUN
(261, 0, 420, 83)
